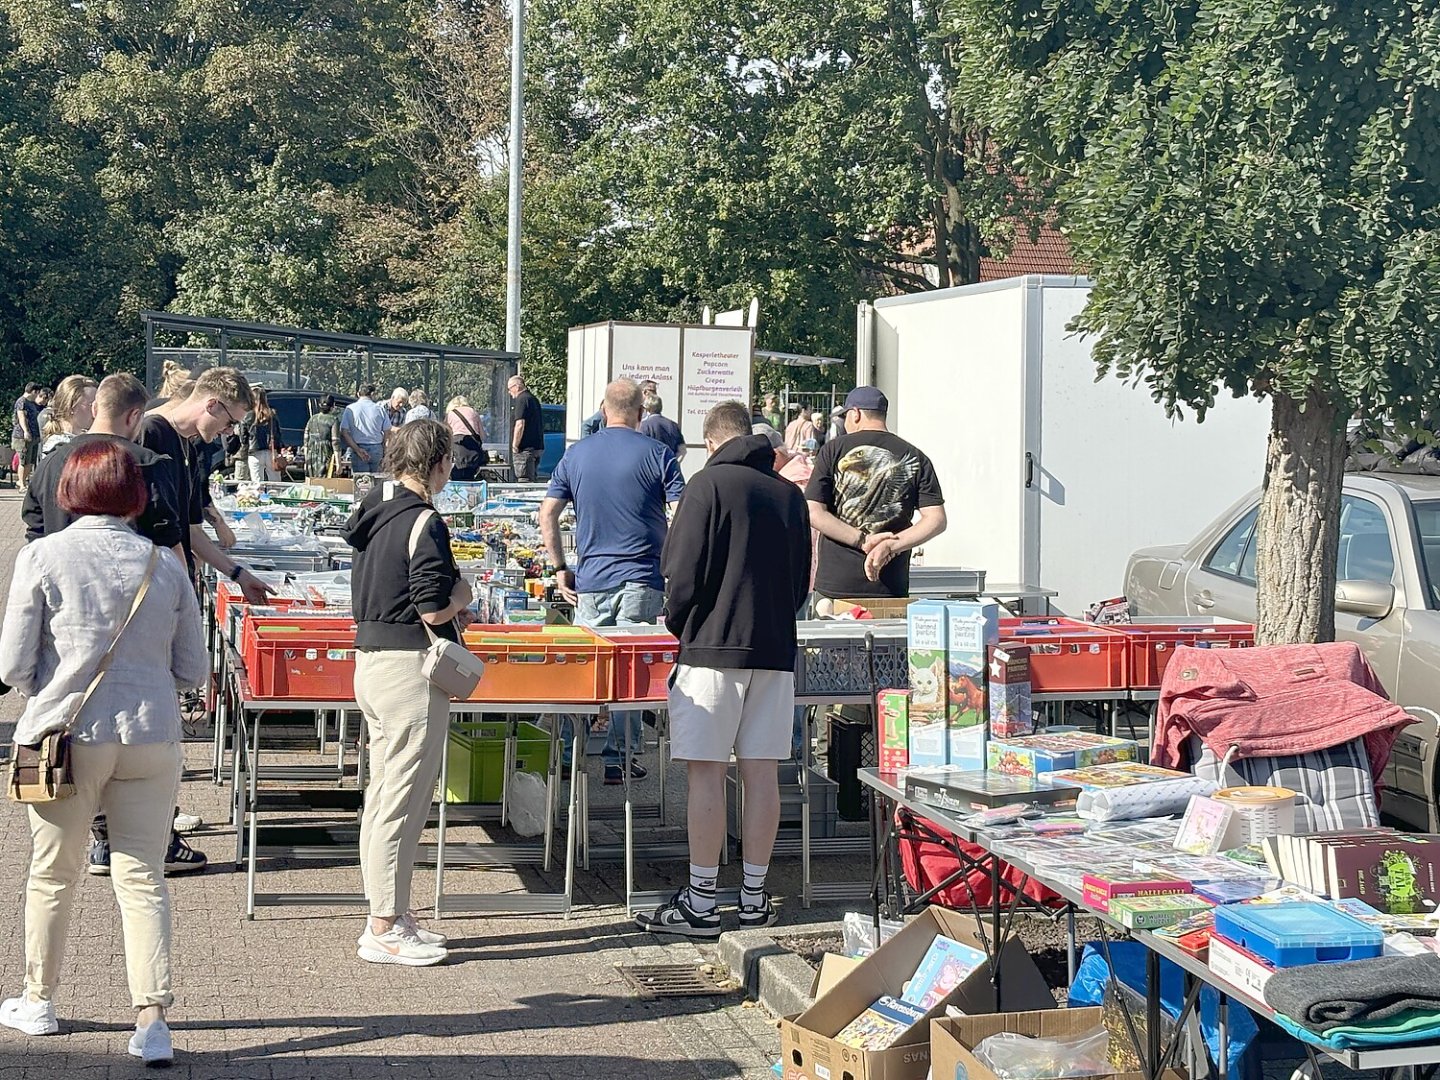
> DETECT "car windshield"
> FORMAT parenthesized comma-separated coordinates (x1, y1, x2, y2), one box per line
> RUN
(1412, 501, 1440, 608)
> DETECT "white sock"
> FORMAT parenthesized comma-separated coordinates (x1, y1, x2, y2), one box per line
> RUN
(741, 860, 768, 906)
(685, 864, 718, 914)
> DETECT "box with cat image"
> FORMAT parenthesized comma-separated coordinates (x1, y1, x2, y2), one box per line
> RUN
(906, 601, 950, 767)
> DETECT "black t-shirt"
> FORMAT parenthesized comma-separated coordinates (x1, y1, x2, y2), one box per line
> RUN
(514, 390, 544, 451)
(139, 414, 200, 567)
(805, 430, 944, 598)
(21, 433, 184, 549)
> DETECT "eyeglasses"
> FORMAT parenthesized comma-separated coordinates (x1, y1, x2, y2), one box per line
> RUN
(212, 400, 246, 432)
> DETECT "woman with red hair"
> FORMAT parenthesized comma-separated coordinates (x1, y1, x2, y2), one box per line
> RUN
(0, 440, 208, 1066)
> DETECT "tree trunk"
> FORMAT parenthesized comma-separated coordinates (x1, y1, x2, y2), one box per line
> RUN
(1254, 389, 1348, 645)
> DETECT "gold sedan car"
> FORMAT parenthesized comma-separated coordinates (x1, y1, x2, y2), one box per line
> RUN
(1125, 472, 1440, 830)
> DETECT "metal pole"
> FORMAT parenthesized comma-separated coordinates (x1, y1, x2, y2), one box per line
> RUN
(504, 0, 525, 356)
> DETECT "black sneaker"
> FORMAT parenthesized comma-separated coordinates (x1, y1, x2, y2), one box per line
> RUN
(164, 832, 208, 875)
(604, 760, 648, 785)
(738, 891, 779, 929)
(635, 889, 721, 938)
(87, 833, 110, 877)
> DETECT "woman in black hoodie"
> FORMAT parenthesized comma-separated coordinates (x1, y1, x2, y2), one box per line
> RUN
(344, 420, 471, 967)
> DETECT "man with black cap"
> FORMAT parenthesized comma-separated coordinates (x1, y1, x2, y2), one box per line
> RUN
(805, 386, 947, 601)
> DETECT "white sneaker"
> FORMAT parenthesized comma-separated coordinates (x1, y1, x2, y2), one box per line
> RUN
(399, 911, 448, 947)
(0, 995, 57, 1036)
(173, 812, 202, 833)
(357, 924, 447, 967)
(128, 1017, 173, 1067)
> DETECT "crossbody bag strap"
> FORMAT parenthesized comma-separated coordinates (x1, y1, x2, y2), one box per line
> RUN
(449, 409, 482, 442)
(65, 546, 160, 732)
(406, 508, 447, 644)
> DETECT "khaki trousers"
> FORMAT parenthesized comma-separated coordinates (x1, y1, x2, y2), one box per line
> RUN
(354, 649, 449, 918)
(25, 741, 182, 1007)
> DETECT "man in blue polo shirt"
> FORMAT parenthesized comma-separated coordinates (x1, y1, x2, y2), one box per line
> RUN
(541, 378, 685, 783)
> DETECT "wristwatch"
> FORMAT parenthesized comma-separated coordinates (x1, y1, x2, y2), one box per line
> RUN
(856, 530, 870, 550)
(554, 561, 569, 573)
(227, 565, 247, 582)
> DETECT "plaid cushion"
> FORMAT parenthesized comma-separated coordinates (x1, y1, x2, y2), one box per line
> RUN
(1189, 736, 1379, 833)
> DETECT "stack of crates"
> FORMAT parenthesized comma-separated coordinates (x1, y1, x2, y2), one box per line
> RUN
(445, 720, 552, 803)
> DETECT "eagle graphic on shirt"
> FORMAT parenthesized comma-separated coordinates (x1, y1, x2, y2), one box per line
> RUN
(833, 445, 920, 532)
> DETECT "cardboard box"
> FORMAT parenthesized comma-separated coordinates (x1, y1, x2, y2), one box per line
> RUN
(1207, 933, 1275, 997)
(988, 644, 1033, 739)
(931, 1008, 1187, 1080)
(878, 690, 910, 772)
(305, 476, 355, 494)
(906, 602, 949, 767)
(781, 908, 1053, 1080)
(835, 597, 920, 620)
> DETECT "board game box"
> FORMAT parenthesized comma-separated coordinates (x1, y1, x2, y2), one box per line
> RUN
(906, 602, 948, 766)
(987, 732, 1139, 778)
(987, 643, 1033, 739)
(878, 690, 910, 772)
(1109, 894, 1215, 930)
(833, 994, 928, 1051)
(944, 602, 996, 770)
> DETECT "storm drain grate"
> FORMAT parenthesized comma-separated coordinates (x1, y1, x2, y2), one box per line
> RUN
(616, 963, 736, 999)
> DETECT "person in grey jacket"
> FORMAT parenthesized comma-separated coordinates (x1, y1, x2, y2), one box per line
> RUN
(0, 440, 208, 1066)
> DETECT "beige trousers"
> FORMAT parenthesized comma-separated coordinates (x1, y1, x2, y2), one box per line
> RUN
(354, 649, 449, 918)
(25, 740, 182, 1007)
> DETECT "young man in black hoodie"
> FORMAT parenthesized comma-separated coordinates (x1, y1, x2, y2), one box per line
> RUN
(636, 401, 811, 937)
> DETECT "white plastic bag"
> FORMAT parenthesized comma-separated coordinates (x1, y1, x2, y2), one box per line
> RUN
(843, 911, 905, 957)
(508, 770, 548, 837)
(973, 1027, 1110, 1080)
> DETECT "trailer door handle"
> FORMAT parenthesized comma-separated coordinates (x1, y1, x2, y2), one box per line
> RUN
(1024, 452, 1035, 489)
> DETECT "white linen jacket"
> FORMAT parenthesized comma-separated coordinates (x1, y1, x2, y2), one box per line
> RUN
(0, 516, 208, 745)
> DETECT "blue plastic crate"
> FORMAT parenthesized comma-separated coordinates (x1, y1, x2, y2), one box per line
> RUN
(1213, 902, 1382, 968)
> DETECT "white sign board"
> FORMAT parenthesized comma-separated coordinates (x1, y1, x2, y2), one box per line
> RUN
(610, 324, 682, 418)
(680, 327, 752, 445)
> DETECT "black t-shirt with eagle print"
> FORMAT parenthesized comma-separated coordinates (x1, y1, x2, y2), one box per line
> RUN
(805, 430, 944, 599)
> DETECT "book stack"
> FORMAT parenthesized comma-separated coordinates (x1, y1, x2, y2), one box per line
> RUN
(833, 934, 988, 1050)
(1260, 830, 1440, 915)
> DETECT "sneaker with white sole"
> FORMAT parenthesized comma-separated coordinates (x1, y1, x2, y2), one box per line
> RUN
(0, 995, 58, 1036)
(357, 924, 448, 967)
(634, 889, 722, 939)
(163, 832, 207, 875)
(737, 891, 780, 929)
(356, 913, 448, 949)
(128, 1017, 173, 1067)
(172, 811, 202, 833)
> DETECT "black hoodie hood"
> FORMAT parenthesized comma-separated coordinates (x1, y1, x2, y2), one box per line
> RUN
(706, 433, 778, 472)
(344, 481, 428, 552)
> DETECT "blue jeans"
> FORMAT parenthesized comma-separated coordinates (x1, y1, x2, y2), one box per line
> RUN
(350, 442, 384, 475)
(563, 582, 665, 766)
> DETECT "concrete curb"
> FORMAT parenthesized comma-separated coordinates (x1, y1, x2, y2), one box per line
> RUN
(718, 922, 844, 1020)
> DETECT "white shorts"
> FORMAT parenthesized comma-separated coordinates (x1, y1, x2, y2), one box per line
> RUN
(668, 665, 795, 762)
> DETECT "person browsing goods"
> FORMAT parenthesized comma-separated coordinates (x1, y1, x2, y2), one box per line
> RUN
(805, 386, 946, 600)
(636, 401, 811, 937)
(540, 379, 685, 784)
(339, 385, 393, 475)
(507, 375, 545, 481)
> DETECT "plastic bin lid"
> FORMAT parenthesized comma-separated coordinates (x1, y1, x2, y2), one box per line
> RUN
(1216, 901, 1383, 948)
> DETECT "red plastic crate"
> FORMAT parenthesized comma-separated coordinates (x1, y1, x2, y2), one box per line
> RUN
(241, 615, 357, 700)
(461, 625, 615, 704)
(1109, 620, 1256, 690)
(998, 618, 1130, 693)
(594, 630, 679, 701)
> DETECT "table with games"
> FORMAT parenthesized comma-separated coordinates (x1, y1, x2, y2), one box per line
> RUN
(860, 764, 1440, 1080)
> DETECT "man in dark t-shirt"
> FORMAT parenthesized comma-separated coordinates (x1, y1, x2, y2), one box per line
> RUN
(508, 374, 545, 482)
(804, 386, 947, 599)
(639, 393, 686, 460)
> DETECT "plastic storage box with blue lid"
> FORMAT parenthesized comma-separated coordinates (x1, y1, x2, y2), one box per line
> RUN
(1213, 901, 1383, 968)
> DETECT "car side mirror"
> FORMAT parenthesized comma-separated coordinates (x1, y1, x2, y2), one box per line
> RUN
(1335, 580, 1396, 619)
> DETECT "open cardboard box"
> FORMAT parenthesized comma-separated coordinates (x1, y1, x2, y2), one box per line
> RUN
(304, 476, 355, 494)
(781, 909, 1053, 1080)
(931, 1008, 1187, 1080)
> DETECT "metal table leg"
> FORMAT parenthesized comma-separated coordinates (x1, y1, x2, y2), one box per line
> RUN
(801, 710, 812, 907)
(434, 727, 451, 916)
(564, 727, 581, 916)
(245, 705, 261, 919)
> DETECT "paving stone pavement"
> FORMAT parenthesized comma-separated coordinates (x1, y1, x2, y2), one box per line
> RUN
(0, 491, 807, 1079)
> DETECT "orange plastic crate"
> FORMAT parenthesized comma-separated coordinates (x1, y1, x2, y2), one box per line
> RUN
(461, 625, 615, 704)
(1109, 620, 1256, 690)
(998, 618, 1130, 693)
(594, 629, 679, 702)
(242, 615, 357, 700)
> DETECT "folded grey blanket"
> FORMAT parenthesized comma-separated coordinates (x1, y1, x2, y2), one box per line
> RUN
(1264, 953, 1440, 1032)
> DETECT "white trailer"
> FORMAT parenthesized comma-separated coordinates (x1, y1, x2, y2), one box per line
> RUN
(858, 275, 1271, 615)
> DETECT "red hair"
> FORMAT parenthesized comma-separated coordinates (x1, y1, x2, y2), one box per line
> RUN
(56, 440, 147, 520)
